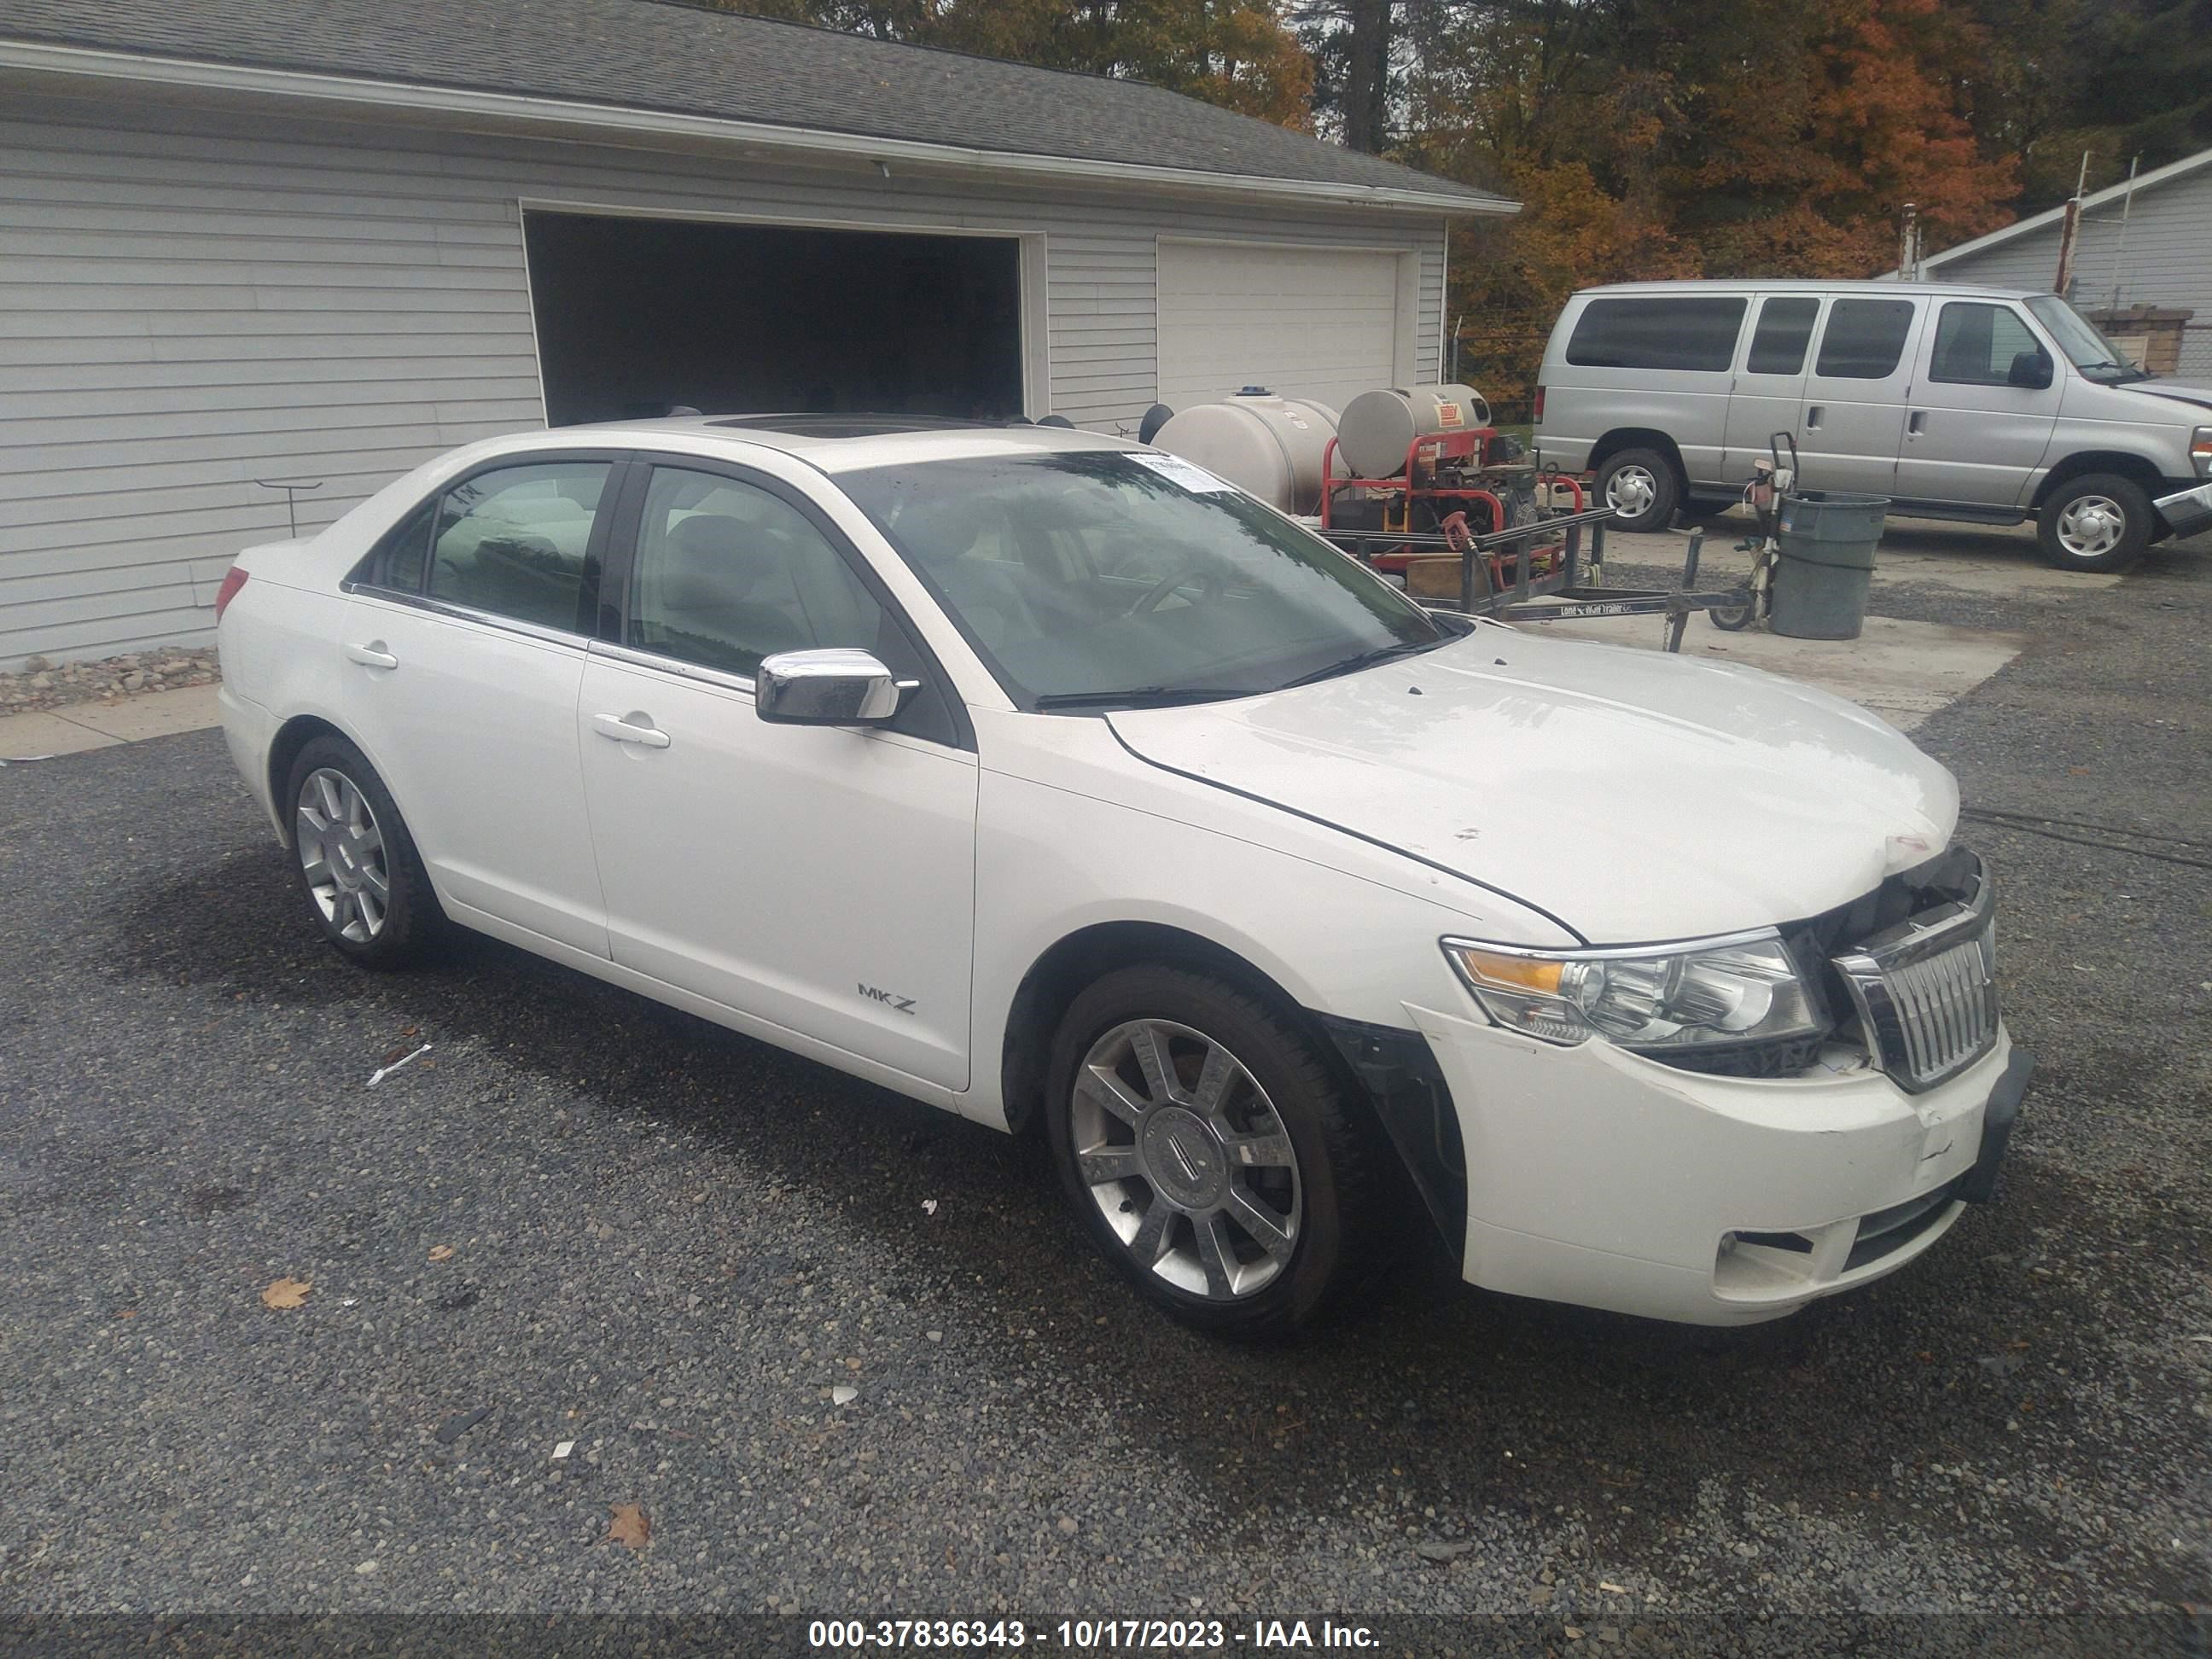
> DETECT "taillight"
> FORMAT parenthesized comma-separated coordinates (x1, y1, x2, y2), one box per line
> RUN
(1533, 386, 1546, 425)
(213, 566, 248, 622)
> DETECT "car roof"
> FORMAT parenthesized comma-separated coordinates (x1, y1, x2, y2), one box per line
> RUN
(547, 414, 1135, 473)
(1571, 277, 2050, 302)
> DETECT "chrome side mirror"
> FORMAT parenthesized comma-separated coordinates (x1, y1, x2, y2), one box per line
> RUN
(755, 648, 911, 726)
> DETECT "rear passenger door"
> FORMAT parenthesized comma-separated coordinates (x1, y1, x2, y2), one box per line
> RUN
(1798, 296, 1927, 496)
(1723, 295, 1821, 484)
(339, 454, 617, 958)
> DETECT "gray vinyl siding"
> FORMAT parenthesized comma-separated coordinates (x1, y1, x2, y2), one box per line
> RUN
(1925, 162, 2212, 375)
(0, 90, 1452, 668)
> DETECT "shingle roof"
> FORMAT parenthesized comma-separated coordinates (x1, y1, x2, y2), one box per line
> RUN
(0, 0, 1508, 209)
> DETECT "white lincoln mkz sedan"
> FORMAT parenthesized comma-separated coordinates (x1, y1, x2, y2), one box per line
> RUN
(215, 416, 2031, 1336)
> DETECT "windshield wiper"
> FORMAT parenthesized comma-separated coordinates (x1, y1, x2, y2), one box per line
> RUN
(1032, 685, 1253, 711)
(1280, 635, 1450, 690)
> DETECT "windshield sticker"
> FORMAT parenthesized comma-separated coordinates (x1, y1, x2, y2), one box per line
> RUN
(1129, 451, 1237, 494)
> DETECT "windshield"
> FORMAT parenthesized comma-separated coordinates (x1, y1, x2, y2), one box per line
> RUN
(838, 450, 1449, 709)
(2025, 295, 2151, 383)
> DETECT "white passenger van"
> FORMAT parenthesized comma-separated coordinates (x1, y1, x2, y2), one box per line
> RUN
(1535, 279, 2212, 570)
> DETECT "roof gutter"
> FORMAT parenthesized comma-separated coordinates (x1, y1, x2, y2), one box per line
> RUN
(0, 38, 1516, 218)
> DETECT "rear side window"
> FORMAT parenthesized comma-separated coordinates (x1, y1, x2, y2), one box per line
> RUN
(425, 461, 611, 632)
(1564, 297, 1747, 372)
(1813, 300, 1916, 380)
(1746, 297, 1820, 375)
(1929, 302, 2048, 386)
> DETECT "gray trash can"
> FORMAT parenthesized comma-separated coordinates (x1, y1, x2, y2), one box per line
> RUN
(1771, 491, 1887, 640)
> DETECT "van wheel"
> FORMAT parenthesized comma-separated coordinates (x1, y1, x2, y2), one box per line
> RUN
(2037, 474, 2152, 572)
(1596, 448, 1680, 533)
(1044, 966, 1382, 1339)
(284, 734, 440, 969)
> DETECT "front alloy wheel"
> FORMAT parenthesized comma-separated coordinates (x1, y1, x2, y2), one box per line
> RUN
(1045, 965, 1385, 1337)
(1070, 1018, 1302, 1301)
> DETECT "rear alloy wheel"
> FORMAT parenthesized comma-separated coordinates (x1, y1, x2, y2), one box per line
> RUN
(285, 734, 439, 969)
(2036, 473, 2153, 572)
(1595, 446, 1680, 533)
(1045, 966, 1382, 1337)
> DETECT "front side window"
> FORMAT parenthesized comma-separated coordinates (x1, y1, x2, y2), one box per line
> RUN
(1813, 299, 1917, 380)
(425, 461, 610, 632)
(628, 467, 887, 676)
(1930, 303, 2050, 387)
(838, 449, 1447, 708)
(1745, 296, 1820, 375)
(1565, 297, 1748, 372)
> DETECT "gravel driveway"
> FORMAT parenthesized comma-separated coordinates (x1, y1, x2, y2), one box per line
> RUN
(1, 528, 2208, 1654)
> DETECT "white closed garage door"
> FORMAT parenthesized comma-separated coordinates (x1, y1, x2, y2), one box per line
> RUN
(1156, 239, 1410, 410)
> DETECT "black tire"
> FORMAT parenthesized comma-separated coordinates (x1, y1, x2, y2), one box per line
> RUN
(2036, 473, 2153, 572)
(1708, 600, 1755, 632)
(1043, 965, 1386, 1339)
(1595, 445, 1681, 533)
(282, 733, 441, 969)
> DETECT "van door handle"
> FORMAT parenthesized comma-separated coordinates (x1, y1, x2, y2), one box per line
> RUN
(1906, 410, 1926, 437)
(344, 642, 399, 670)
(1804, 405, 1824, 430)
(593, 712, 671, 749)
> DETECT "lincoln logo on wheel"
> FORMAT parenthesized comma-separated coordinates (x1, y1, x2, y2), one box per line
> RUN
(858, 984, 917, 1015)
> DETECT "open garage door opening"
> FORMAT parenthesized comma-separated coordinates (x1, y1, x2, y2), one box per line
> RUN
(525, 211, 1024, 427)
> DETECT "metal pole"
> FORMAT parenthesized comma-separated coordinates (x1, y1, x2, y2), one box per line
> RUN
(2054, 150, 2089, 297)
(2108, 154, 2141, 317)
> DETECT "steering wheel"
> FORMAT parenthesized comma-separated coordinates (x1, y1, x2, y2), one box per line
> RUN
(1127, 568, 1225, 615)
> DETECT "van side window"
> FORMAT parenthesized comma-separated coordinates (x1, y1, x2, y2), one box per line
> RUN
(1813, 300, 1916, 380)
(1565, 298, 1747, 372)
(1746, 297, 1820, 375)
(1930, 303, 2048, 387)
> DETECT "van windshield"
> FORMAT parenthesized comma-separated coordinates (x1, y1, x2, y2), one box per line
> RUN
(837, 449, 1450, 711)
(2025, 295, 2151, 383)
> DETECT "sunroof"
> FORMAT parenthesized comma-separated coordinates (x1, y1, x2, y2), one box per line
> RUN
(709, 415, 991, 438)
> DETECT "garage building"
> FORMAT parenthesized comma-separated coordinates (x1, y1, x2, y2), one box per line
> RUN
(0, 0, 1511, 668)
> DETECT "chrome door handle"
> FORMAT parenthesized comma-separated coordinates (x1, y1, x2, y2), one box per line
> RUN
(593, 712, 671, 749)
(1906, 411, 1926, 437)
(1804, 405, 1824, 430)
(345, 642, 399, 669)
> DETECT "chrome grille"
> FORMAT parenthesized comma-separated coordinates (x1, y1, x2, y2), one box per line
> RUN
(1833, 857, 2000, 1093)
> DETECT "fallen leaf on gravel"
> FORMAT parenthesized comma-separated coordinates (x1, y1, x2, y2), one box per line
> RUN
(922, 1199, 939, 1215)
(832, 1386, 859, 1406)
(1599, 1580, 1627, 1592)
(1415, 1540, 1474, 1563)
(260, 1277, 311, 1310)
(427, 1245, 455, 1262)
(606, 1503, 651, 1551)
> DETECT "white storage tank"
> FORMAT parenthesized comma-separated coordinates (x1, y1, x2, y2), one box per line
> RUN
(1148, 389, 1340, 513)
(1336, 383, 1491, 480)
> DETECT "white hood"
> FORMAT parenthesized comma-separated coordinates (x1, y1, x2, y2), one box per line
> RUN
(1109, 628, 1959, 944)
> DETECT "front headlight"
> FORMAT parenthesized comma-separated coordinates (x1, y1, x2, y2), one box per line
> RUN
(2192, 427, 2212, 479)
(1442, 932, 1824, 1052)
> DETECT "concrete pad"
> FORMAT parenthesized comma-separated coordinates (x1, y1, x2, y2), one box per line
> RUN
(49, 683, 221, 742)
(1603, 519, 2125, 594)
(0, 710, 125, 760)
(1531, 611, 2028, 731)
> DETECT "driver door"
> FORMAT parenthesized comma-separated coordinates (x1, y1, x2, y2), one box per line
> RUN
(576, 458, 980, 1091)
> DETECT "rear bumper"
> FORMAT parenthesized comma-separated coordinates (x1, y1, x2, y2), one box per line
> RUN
(1404, 998, 2026, 1324)
(217, 683, 282, 840)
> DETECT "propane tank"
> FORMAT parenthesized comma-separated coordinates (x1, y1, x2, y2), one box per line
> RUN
(1147, 390, 1340, 513)
(1336, 382, 1491, 480)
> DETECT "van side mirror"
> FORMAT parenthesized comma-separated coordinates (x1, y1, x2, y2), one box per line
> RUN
(755, 649, 912, 726)
(2008, 351, 2053, 390)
